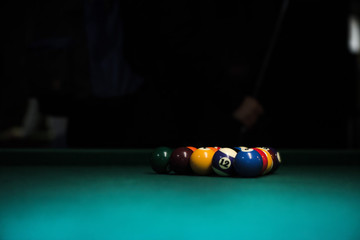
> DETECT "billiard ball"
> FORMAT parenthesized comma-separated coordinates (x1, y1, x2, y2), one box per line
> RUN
(187, 146, 197, 152)
(261, 147, 281, 173)
(207, 147, 220, 152)
(212, 146, 221, 150)
(233, 147, 263, 177)
(190, 147, 216, 175)
(253, 148, 268, 175)
(212, 148, 237, 176)
(257, 147, 273, 175)
(273, 149, 282, 170)
(150, 147, 172, 174)
(232, 146, 247, 153)
(170, 147, 195, 174)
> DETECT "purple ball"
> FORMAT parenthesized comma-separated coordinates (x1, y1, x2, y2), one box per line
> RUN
(169, 147, 194, 174)
(212, 148, 237, 176)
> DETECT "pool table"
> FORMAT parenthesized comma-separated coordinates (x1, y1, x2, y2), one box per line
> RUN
(1, 149, 360, 240)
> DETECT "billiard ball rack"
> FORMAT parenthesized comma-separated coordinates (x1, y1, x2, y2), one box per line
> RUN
(150, 146, 281, 177)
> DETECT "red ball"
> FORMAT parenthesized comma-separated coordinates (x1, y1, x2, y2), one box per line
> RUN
(253, 148, 268, 175)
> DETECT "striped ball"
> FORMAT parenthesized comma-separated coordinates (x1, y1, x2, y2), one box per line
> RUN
(212, 148, 237, 176)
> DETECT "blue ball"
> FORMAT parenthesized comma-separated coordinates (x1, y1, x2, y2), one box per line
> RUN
(234, 147, 263, 177)
(212, 148, 237, 176)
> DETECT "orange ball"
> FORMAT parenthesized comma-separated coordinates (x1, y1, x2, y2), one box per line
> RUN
(190, 148, 216, 175)
(187, 146, 197, 152)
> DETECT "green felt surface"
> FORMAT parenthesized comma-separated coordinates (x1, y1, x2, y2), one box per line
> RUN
(1, 163, 360, 240)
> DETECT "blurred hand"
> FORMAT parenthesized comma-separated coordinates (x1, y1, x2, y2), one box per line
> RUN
(233, 96, 264, 129)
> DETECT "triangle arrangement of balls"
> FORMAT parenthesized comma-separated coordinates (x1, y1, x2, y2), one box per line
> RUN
(150, 146, 281, 177)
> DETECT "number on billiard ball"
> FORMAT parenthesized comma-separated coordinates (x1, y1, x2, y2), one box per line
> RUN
(219, 158, 231, 169)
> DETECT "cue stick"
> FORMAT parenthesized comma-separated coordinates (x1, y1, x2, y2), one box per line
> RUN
(253, 0, 290, 97)
(240, 0, 290, 136)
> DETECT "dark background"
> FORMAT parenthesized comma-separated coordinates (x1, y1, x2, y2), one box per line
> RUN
(1, 0, 360, 149)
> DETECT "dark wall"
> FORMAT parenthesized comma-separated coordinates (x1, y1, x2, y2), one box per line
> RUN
(0, 0, 357, 148)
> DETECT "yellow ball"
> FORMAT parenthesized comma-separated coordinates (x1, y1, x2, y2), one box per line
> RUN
(190, 148, 215, 175)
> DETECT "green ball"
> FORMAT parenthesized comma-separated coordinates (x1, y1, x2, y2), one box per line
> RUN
(150, 147, 172, 174)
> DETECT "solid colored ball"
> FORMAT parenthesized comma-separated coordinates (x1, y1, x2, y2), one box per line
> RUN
(234, 147, 263, 177)
(187, 146, 197, 152)
(190, 147, 215, 175)
(150, 147, 172, 174)
(207, 147, 219, 152)
(253, 148, 268, 175)
(170, 147, 195, 174)
(232, 146, 248, 153)
(212, 148, 237, 176)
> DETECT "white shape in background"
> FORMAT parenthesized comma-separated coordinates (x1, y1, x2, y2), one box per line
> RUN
(349, 14, 360, 54)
